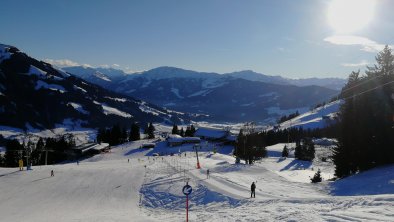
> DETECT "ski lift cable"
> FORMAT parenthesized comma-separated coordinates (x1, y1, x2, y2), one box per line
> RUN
(321, 76, 394, 108)
(320, 74, 385, 106)
(341, 79, 394, 101)
(339, 74, 384, 96)
(284, 79, 394, 130)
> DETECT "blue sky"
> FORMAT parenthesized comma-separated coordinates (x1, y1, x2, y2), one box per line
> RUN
(1, 0, 394, 78)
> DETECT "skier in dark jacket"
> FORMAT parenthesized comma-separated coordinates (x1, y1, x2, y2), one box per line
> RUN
(251, 182, 256, 198)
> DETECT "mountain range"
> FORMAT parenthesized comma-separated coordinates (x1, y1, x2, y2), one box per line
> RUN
(63, 66, 341, 123)
(0, 44, 189, 130)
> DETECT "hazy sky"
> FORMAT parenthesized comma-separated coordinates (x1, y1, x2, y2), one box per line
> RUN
(1, 0, 394, 78)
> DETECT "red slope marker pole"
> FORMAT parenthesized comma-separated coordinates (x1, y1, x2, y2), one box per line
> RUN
(186, 194, 189, 222)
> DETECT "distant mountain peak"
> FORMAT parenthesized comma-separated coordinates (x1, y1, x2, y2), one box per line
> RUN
(0, 43, 189, 130)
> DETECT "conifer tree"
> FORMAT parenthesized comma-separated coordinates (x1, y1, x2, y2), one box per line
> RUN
(121, 127, 128, 143)
(334, 45, 394, 178)
(5, 139, 23, 167)
(310, 169, 322, 183)
(295, 138, 315, 161)
(147, 122, 155, 139)
(172, 124, 179, 135)
(129, 122, 140, 141)
(190, 125, 196, 136)
(96, 128, 106, 143)
(31, 137, 44, 165)
(282, 145, 289, 158)
(0, 153, 4, 166)
(143, 123, 149, 135)
(185, 126, 191, 137)
(180, 128, 184, 137)
(235, 129, 244, 159)
(366, 45, 394, 77)
(110, 124, 122, 145)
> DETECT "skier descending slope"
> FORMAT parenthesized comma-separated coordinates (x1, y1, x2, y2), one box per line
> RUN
(251, 182, 256, 198)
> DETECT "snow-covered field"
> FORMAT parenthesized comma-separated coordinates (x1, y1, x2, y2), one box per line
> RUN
(1, 140, 393, 221)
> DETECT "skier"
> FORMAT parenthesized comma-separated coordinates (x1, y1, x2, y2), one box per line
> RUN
(207, 169, 210, 179)
(51, 170, 54, 177)
(251, 182, 256, 198)
(128, 159, 130, 163)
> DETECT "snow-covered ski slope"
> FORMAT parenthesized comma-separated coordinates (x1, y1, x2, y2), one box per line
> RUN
(1, 140, 393, 222)
(276, 100, 342, 130)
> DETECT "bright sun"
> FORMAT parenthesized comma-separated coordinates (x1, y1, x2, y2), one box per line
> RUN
(328, 0, 376, 33)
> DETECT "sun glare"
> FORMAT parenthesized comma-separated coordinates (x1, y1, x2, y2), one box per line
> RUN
(328, 0, 376, 33)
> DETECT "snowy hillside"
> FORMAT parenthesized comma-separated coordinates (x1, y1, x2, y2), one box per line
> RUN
(0, 43, 189, 130)
(274, 100, 342, 130)
(1, 138, 393, 221)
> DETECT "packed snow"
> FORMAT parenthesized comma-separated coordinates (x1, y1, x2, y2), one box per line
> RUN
(1, 136, 393, 222)
(73, 85, 88, 93)
(93, 71, 111, 81)
(101, 103, 132, 118)
(35, 80, 67, 93)
(68, 102, 90, 115)
(28, 65, 47, 77)
(104, 97, 127, 102)
(138, 101, 168, 116)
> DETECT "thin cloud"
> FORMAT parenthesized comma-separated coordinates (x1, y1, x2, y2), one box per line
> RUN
(341, 60, 369, 67)
(324, 35, 388, 53)
(44, 59, 80, 67)
(99, 64, 110, 68)
(45, 59, 135, 73)
(99, 64, 121, 69)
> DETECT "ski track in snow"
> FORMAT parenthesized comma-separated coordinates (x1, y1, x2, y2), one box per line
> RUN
(0, 140, 393, 222)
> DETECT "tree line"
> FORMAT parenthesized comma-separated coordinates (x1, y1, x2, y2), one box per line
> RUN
(0, 134, 75, 167)
(171, 124, 196, 137)
(333, 45, 394, 178)
(0, 120, 158, 167)
(277, 111, 300, 124)
(96, 122, 155, 145)
(234, 126, 322, 164)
